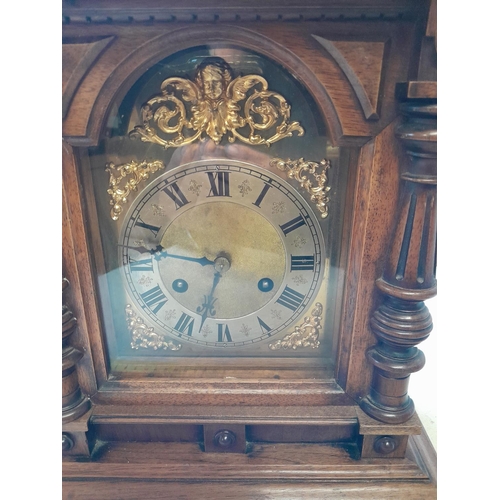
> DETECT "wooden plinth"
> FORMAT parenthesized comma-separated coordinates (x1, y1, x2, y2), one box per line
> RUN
(62, 423, 436, 499)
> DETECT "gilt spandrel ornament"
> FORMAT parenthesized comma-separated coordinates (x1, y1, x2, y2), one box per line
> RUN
(129, 58, 304, 148)
(126, 305, 182, 351)
(269, 303, 323, 350)
(106, 160, 165, 220)
(270, 158, 331, 218)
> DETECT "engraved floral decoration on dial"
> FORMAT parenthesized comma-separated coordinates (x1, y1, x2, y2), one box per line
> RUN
(120, 160, 325, 348)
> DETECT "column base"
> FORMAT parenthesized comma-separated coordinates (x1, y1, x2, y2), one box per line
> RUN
(359, 394, 416, 424)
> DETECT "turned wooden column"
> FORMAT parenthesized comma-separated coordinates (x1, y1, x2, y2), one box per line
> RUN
(62, 277, 90, 422)
(360, 91, 437, 424)
(62, 277, 92, 455)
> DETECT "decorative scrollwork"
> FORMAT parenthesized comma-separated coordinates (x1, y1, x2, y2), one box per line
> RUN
(269, 303, 323, 350)
(130, 58, 304, 148)
(106, 160, 165, 220)
(270, 158, 331, 218)
(126, 305, 182, 351)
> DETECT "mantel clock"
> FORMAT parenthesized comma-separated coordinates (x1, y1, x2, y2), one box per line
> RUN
(62, 1, 437, 497)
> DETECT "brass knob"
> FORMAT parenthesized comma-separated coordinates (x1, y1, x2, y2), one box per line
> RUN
(213, 430, 236, 448)
(62, 433, 74, 452)
(374, 436, 397, 454)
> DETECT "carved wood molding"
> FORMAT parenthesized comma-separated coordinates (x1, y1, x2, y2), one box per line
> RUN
(62, 1, 426, 24)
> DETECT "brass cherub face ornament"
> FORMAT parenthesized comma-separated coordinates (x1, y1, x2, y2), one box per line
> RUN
(191, 59, 237, 143)
(195, 59, 232, 102)
(130, 56, 304, 148)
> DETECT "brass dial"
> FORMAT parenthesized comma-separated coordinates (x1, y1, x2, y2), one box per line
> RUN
(159, 202, 286, 319)
(120, 160, 325, 348)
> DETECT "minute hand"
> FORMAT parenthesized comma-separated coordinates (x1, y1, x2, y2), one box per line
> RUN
(197, 271, 222, 332)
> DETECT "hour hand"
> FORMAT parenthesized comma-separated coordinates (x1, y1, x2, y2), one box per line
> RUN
(119, 243, 158, 254)
(153, 248, 215, 266)
(120, 243, 215, 266)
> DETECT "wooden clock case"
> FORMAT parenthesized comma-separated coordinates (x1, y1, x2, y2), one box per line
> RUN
(62, 1, 437, 497)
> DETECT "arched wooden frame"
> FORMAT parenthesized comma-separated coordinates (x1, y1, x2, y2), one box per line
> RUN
(62, 21, 421, 412)
(65, 25, 342, 147)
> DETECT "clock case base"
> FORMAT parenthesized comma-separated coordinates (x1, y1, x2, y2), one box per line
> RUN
(63, 403, 428, 463)
(63, 416, 436, 499)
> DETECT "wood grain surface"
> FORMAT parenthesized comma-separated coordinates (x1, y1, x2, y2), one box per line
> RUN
(62, 432, 436, 498)
(336, 120, 402, 398)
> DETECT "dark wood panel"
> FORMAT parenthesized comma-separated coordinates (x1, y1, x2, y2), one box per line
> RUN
(92, 423, 203, 442)
(248, 424, 357, 443)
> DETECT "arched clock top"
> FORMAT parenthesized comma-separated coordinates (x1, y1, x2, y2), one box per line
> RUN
(62, 22, 414, 147)
(63, 26, 345, 147)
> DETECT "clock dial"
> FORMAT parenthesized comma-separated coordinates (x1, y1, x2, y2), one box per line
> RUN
(120, 161, 325, 348)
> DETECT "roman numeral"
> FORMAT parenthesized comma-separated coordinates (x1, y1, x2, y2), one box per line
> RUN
(291, 255, 315, 271)
(253, 183, 272, 208)
(217, 324, 232, 342)
(257, 317, 272, 336)
(135, 218, 161, 237)
(280, 215, 306, 236)
(140, 285, 168, 314)
(129, 257, 154, 272)
(207, 171, 230, 197)
(174, 312, 195, 337)
(276, 286, 305, 312)
(163, 182, 190, 209)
